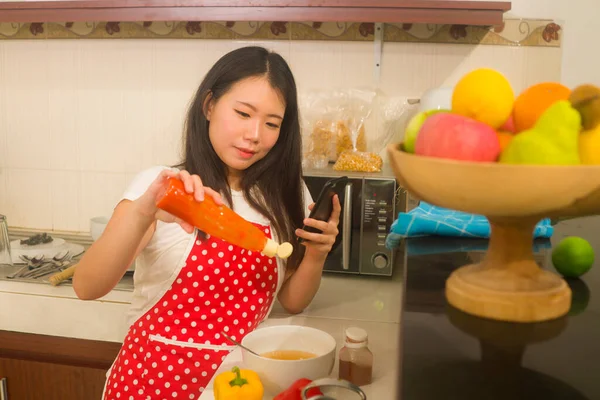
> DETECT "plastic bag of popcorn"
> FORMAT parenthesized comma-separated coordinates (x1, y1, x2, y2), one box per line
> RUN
(333, 150, 383, 172)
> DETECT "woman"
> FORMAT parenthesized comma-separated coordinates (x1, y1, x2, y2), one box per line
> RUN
(73, 46, 341, 399)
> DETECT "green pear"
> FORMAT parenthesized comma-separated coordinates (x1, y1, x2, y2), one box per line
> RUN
(403, 109, 449, 153)
(499, 100, 582, 165)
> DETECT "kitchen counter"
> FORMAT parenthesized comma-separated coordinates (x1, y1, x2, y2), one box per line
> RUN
(6, 216, 599, 399)
(0, 243, 403, 399)
(400, 217, 600, 400)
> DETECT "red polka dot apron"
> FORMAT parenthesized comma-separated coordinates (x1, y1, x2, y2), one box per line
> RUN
(103, 223, 279, 400)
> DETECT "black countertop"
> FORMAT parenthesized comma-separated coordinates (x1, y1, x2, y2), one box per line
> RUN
(399, 216, 600, 400)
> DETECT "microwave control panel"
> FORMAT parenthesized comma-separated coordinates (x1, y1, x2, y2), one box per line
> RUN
(360, 178, 397, 276)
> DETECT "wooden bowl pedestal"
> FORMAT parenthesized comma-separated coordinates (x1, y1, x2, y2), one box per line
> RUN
(445, 218, 570, 323)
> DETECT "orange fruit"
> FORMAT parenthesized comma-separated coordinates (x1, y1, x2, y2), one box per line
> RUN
(513, 82, 571, 133)
(496, 130, 514, 151)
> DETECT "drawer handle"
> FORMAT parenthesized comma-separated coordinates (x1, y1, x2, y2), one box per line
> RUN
(1, 377, 8, 400)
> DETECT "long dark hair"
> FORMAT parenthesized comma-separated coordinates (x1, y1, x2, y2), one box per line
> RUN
(177, 46, 305, 270)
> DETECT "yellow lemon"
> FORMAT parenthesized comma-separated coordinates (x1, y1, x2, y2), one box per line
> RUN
(452, 68, 515, 129)
(579, 124, 600, 165)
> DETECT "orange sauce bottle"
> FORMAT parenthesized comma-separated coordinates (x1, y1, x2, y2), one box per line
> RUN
(155, 177, 292, 259)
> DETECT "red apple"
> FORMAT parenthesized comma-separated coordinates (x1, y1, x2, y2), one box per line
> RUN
(415, 113, 501, 162)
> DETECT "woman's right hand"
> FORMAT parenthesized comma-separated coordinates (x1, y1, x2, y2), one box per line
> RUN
(134, 168, 224, 233)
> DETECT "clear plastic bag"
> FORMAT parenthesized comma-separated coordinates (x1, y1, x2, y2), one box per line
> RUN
(301, 88, 374, 169)
(365, 92, 417, 162)
(300, 90, 346, 168)
(333, 150, 383, 172)
(332, 90, 417, 172)
(301, 89, 416, 172)
(331, 89, 375, 170)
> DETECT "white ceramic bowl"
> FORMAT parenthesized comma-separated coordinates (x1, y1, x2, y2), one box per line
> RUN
(241, 325, 337, 394)
(90, 216, 109, 241)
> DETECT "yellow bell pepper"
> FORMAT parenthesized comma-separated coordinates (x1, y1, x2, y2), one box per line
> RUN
(213, 366, 264, 400)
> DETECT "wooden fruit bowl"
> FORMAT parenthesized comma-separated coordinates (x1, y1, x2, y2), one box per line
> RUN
(387, 143, 600, 323)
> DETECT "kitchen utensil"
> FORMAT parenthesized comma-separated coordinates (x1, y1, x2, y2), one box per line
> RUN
(49, 263, 78, 286)
(17, 251, 73, 279)
(10, 236, 84, 265)
(6, 254, 44, 279)
(8, 252, 72, 280)
(20, 254, 46, 265)
(387, 142, 600, 323)
(301, 378, 367, 400)
(0, 215, 12, 266)
(221, 331, 261, 357)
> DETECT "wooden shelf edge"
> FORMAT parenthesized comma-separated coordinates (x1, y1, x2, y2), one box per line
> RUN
(0, 1, 513, 11)
(0, 330, 120, 370)
(0, 1, 511, 25)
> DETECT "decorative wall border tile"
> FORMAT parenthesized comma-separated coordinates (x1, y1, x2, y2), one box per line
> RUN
(0, 19, 561, 47)
(290, 22, 375, 41)
(384, 19, 561, 47)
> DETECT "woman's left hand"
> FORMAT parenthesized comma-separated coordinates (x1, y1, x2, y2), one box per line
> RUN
(295, 195, 342, 256)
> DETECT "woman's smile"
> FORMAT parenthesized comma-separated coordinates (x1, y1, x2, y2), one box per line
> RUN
(235, 147, 257, 159)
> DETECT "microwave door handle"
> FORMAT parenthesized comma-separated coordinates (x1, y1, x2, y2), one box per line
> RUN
(342, 183, 353, 270)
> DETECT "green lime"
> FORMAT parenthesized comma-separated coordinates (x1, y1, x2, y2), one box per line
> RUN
(551, 236, 595, 278)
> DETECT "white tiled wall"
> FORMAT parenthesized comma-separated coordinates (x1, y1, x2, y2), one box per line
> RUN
(0, 38, 561, 233)
(505, 0, 599, 87)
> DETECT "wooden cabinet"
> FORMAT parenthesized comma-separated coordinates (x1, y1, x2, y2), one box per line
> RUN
(0, 330, 120, 400)
(0, 0, 511, 25)
(0, 358, 107, 400)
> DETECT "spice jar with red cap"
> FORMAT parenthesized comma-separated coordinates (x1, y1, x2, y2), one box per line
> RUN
(338, 327, 373, 386)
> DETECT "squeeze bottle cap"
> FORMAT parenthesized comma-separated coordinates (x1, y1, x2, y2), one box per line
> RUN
(262, 238, 279, 258)
(277, 242, 293, 259)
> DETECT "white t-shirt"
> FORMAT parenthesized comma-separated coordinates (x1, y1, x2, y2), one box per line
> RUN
(119, 166, 313, 328)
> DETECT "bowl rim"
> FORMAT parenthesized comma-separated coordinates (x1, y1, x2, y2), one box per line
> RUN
(241, 325, 337, 363)
(389, 142, 600, 170)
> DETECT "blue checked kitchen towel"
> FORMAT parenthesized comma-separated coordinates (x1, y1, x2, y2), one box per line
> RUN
(385, 201, 554, 249)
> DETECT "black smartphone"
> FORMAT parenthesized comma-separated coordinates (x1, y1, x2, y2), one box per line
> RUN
(299, 176, 348, 242)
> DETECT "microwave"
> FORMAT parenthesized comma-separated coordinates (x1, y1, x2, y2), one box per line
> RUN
(303, 164, 412, 276)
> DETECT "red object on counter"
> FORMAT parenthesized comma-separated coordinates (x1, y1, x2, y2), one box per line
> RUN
(273, 378, 323, 400)
(155, 177, 292, 259)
